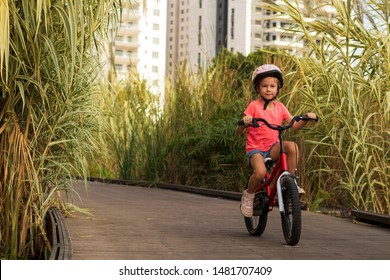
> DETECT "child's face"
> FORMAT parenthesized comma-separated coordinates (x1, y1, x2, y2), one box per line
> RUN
(257, 77, 279, 100)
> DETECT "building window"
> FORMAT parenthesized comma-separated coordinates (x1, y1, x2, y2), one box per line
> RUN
(152, 52, 159, 58)
(281, 35, 290, 41)
(231, 8, 235, 40)
(152, 66, 158, 73)
(153, 23, 159, 30)
(199, 0, 202, 8)
(198, 15, 202, 45)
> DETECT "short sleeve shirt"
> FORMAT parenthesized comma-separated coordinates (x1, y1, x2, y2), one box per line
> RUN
(244, 100, 292, 153)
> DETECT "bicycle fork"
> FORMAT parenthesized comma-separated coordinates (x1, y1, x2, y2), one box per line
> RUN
(276, 171, 290, 214)
(276, 171, 299, 214)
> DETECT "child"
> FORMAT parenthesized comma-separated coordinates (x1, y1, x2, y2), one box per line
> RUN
(236, 64, 316, 217)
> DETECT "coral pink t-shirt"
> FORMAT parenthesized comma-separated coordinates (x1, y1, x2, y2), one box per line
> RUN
(244, 100, 292, 153)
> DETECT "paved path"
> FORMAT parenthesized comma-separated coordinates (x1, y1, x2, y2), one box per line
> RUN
(65, 181, 390, 260)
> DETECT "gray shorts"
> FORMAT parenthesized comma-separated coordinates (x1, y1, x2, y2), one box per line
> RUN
(245, 143, 277, 168)
(246, 149, 271, 160)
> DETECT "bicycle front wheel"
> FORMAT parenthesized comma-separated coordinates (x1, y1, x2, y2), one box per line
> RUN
(280, 176, 301, 245)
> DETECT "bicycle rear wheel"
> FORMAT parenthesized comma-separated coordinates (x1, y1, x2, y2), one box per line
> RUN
(280, 176, 301, 245)
(244, 191, 269, 236)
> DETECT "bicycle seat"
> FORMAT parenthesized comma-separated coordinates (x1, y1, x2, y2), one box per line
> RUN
(264, 157, 275, 171)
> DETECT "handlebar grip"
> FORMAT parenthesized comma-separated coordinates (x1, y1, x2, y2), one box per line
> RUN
(301, 115, 319, 122)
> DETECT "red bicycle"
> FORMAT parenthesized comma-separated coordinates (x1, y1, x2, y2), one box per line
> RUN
(238, 115, 318, 246)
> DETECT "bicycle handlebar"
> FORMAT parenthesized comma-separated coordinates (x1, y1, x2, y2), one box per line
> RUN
(237, 115, 318, 131)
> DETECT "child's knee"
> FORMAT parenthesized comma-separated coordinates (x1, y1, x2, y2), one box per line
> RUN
(286, 142, 298, 155)
(253, 169, 266, 181)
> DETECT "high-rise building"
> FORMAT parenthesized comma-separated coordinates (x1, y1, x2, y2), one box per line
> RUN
(111, 1, 333, 88)
(166, 0, 334, 77)
(166, 0, 222, 77)
(110, 0, 167, 93)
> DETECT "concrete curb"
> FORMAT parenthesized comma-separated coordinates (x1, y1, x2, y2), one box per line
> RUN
(351, 210, 390, 227)
(46, 207, 73, 260)
(87, 176, 242, 201)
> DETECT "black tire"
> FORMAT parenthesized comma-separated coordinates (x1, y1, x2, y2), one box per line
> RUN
(244, 214, 268, 236)
(280, 176, 301, 245)
(244, 191, 269, 236)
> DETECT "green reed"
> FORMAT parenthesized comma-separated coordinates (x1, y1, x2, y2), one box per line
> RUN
(0, 0, 119, 259)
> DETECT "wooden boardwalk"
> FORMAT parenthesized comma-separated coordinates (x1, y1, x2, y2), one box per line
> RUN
(65, 181, 390, 260)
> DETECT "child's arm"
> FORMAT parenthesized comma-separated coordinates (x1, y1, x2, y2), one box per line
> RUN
(291, 112, 317, 129)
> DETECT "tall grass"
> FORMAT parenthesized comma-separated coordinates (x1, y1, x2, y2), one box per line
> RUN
(260, 0, 389, 213)
(100, 72, 165, 184)
(0, 0, 119, 259)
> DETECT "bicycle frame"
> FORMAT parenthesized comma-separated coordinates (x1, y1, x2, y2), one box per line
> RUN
(254, 133, 290, 214)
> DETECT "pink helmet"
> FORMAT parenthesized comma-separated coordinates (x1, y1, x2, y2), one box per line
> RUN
(252, 64, 283, 88)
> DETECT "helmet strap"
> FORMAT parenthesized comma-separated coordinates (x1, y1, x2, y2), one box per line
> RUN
(261, 97, 272, 110)
(261, 90, 279, 110)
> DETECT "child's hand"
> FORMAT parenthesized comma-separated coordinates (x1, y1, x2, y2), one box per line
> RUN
(243, 115, 253, 126)
(307, 112, 317, 120)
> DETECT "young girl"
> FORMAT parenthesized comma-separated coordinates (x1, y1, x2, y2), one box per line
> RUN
(236, 64, 316, 217)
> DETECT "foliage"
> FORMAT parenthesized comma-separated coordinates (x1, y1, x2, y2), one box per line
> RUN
(0, 0, 119, 259)
(100, 72, 165, 184)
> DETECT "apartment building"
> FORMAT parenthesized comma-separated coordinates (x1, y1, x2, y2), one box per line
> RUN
(111, 0, 333, 87)
(166, 0, 231, 77)
(111, 0, 167, 92)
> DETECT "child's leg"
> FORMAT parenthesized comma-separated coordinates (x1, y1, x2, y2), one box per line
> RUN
(284, 141, 298, 175)
(247, 153, 267, 193)
(241, 153, 267, 217)
(284, 141, 305, 195)
(269, 141, 298, 175)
